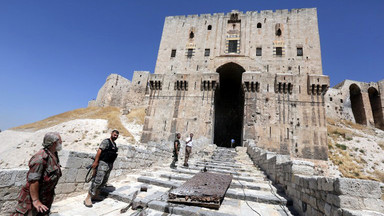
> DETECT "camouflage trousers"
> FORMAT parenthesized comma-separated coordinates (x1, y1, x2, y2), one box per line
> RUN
(170, 151, 179, 168)
(89, 160, 113, 196)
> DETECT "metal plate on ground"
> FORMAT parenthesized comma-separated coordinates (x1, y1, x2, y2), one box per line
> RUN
(168, 172, 233, 209)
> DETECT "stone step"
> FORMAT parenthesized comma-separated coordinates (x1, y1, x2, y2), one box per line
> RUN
(171, 168, 268, 183)
(153, 174, 275, 192)
(181, 166, 262, 177)
(195, 161, 243, 168)
(194, 162, 260, 172)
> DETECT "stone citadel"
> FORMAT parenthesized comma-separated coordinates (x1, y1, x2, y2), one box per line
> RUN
(89, 8, 383, 161)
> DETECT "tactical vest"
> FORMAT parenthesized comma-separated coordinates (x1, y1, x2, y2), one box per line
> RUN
(99, 139, 118, 164)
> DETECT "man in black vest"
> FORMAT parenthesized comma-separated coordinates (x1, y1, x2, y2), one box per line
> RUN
(170, 133, 181, 169)
(84, 130, 119, 207)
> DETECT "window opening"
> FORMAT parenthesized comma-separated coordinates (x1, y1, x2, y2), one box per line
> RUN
(204, 49, 210, 57)
(187, 49, 193, 58)
(207, 25, 212, 30)
(257, 23, 262, 28)
(297, 47, 303, 56)
(171, 49, 176, 57)
(228, 40, 238, 53)
(276, 28, 282, 36)
(189, 31, 194, 39)
(276, 47, 282, 56)
(256, 47, 262, 56)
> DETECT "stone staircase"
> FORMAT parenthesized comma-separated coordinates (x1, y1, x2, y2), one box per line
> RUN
(51, 147, 294, 215)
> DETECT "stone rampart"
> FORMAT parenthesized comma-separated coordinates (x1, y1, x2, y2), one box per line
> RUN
(246, 141, 384, 216)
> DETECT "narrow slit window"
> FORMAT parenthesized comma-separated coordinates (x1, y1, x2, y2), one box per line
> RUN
(171, 49, 176, 57)
(189, 31, 194, 39)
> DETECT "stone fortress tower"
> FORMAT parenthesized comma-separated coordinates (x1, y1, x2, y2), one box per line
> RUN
(136, 8, 330, 160)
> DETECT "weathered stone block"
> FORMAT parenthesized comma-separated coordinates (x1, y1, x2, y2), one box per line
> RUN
(1, 200, 17, 214)
(14, 170, 28, 187)
(318, 177, 335, 191)
(75, 169, 89, 183)
(0, 171, 14, 187)
(56, 183, 77, 194)
(334, 178, 381, 199)
(66, 157, 84, 169)
(324, 203, 332, 216)
(291, 160, 315, 175)
(362, 198, 384, 213)
(327, 195, 363, 209)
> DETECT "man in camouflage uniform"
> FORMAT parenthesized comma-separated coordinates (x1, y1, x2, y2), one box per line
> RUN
(170, 133, 181, 169)
(84, 130, 119, 207)
(12, 132, 62, 216)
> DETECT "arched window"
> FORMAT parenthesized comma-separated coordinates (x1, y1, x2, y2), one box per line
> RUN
(207, 25, 212, 30)
(275, 23, 282, 36)
(276, 28, 282, 36)
(257, 23, 262, 28)
(189, 31, 194, 39)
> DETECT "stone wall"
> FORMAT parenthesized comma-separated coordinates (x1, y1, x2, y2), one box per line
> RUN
(246, 141, 384, 216)
(88, 72, 150, 109)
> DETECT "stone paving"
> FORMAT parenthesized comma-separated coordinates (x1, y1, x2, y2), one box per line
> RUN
(51, 147, 294, 215)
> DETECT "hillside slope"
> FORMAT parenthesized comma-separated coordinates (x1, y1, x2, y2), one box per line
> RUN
(0, 107, 145, 169)
(327, 118, 384, 182)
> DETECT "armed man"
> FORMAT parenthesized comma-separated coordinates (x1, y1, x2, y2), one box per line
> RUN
(84, 130, 119, 207)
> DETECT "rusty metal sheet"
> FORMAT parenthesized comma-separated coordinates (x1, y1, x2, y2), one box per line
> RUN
(168, 172, 233, 209)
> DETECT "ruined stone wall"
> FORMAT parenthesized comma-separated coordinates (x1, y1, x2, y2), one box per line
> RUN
(89, 72, 150, 109)
(142, 8, 330, 160)
(325, 79, 384, 130)
(246, 141, 384, 216)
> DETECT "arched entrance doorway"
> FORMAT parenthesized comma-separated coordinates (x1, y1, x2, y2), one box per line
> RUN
(349, 84, 367, 125)
(368, 87, 384, 130)
(214, 63, 245, 147)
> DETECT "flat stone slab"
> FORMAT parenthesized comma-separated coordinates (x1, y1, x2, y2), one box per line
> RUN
(168, 172, 233, 209)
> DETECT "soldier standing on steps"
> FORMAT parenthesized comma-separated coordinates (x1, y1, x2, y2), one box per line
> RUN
(84, 130, 119, 207)
(183, 133, 193, 167)
(170, 133, 181, 169)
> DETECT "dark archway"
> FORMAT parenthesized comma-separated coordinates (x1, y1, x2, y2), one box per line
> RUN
(349, 84, 367, 125)
(214, 63, 245, 147)
(368, 87, 384, 130)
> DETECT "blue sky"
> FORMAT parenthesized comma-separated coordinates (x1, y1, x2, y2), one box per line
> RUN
(0, 0, 383, 130)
